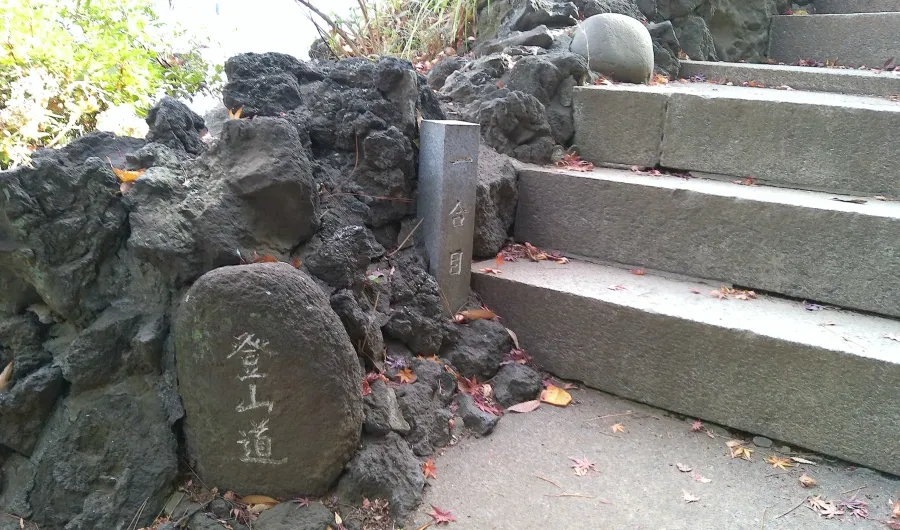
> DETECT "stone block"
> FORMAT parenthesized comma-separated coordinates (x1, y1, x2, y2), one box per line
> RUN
(573, 85, 668, 167)
(417, 120, 480, 314)
(814, 0, 900, 13)
(514, 167, 900, 317)
(656, 84, 900, 195)
(175, 263, 363, 497)
(679, 59, 900, 98)
(471, 259, 900, 477)
(768, 13, 900, 67)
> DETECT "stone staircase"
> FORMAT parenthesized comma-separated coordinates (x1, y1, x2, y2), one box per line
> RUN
(470, 2, 900, 478)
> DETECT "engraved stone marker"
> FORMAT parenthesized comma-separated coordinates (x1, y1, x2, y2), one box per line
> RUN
(175, 263, 363, 496)
(417, 120, 480, 314)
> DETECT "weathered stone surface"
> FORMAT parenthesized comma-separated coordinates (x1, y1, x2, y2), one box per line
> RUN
(256, 501, 335, 530)
(768, 13, 900, 67)
(815, 0, 900, 13)
(674, 14, 716, 61)
(364, 380, 411, 436)
(0, 364, 63, 455)
(305, 226, 385, 290)
(0, 135, 132, 325)
(575, 83, 900, 196)
(24, 377, 178, 529)
(331, 288, 386, 360)
(573, 85, 666, 167)
(492, 363, 543, 407)
(428, 57, 470, 90)
(578, 0, 646, 19)
(472, 258, 900, 478)
(474, 25, 555, 57)
(570, 13, 654, 83)
(337, 433, 426, 519)
(394, 382, 451, 456)
(454, 393, 500, 436)
(208, 117, 320, 247)
(382, 254, 446, 356)
(418, 120, 480, 314)
(474, 145, 518, 258)
(679, 59, 900, 98)
(441, 319, 513, 379)
(474, 91, 556, 163)
(145, 97, 206, 155)
(175, 263, 363, 497)
(514, 167, 900, 318)
(752, 436, 773, 448)
(647, 20, 681, 77)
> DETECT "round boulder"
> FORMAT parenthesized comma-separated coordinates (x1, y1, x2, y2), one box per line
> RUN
(570, 13, 654, 84)
(175, 263, 363, 497)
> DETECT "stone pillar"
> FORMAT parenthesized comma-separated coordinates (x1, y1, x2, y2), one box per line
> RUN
(417, 120, 480, 314)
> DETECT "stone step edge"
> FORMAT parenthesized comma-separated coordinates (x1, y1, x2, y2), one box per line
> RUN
(513, 165, 900, 318)
(572, 83, 900, 196)
(679, 60, 900, 99)
(470, 258, 900, 477)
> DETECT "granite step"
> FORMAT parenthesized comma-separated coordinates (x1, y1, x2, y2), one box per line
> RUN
(768, 13, 900, 67)
(471, 258, 900, 477)
(572, 82, 900, 196)
(678, 59, 900, 98)
(513, 166, 900, 318)
(815, 0, 900, 13)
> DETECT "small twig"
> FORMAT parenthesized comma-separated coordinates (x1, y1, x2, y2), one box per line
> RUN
(761, 506, 767, 530)
(388, 218, 423, 257)
(838, 484, 867, 496)
(532, 474, 562, 489)
(127, 497, 149, 530)
(293, 0, 362, 56)
(776, 497, 808, 519)
(545, 493, 597, 499)
(323, 192, 413, 202)
(586, 411, 635, 422)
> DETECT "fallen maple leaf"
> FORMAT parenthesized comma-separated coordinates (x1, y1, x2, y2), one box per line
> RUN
(228, 106, 243, 119)
(422, 458, 437, 479)
(540, 384, 572, 406)
(809, 495, 844, 519)
(798, 473, 817, 488)
(495, 253, 504, 267)
(479, 268, 502, 274)
(253, 254, 279, 263)
(892, 498, 900, 519)
(682, 490, 700, 503)
(726, 440, 753, 461)
(630, 269, 646, 276)
(293, 497, 310, 507)
(765, 455, 797, 470)
(106, 157, 145, 182)
(569, 456, 596, 476)
(650, 73, 669, 85)
(555, 152, 594, 172)
(838, 496, 868, 519)
(692, 473, 712, 483)
(507, 400, 540, 413)
(453, 308, 498, 323)
(457, 375, 478, 394)
(428, 506, 456, 525)
(611, 423, 625, 433)
(291, 257, 302, 268)
(676, 463, 692, 473)
(397, 368, 417, 384)
(690, 420, 704, 432)
(705, 429, 715, 439)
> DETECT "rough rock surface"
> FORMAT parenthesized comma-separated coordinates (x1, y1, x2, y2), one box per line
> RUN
(0, 53, 497, 529)
(474, 145, 518, 258)
(395, 382, 452, 456)
(570, 13, 655, 83)
(492, 363, 543, 407)
(255, 501, 336, 530)
(454, 393, 501, 436)
(441, 319, 514, 379)
(364, 380, 412, 436)
(337, 433, 426, 519)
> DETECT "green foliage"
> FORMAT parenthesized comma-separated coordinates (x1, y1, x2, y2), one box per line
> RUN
(297, 0, 482, 63)
(0, 0, 223, 169)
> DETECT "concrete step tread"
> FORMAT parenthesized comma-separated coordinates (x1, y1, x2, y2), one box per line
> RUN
(544, 165, 900, 217)
(410, 386, 900, 529)
(513, 166, 900, 317)
(816, 0, 900, 13)
(679, 59, 900, 98)
(581, 81, 900, 111)
(472, 258, 900, 475)
(473, 258, 900, 361)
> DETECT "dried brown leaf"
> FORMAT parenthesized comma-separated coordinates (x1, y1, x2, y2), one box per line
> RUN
(507, 400, 541, 413)
(0, 361, 13, 392)
(799, 473, 818, 488)
(676, 463, 692, 473)
(682, 490, 700, 503)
